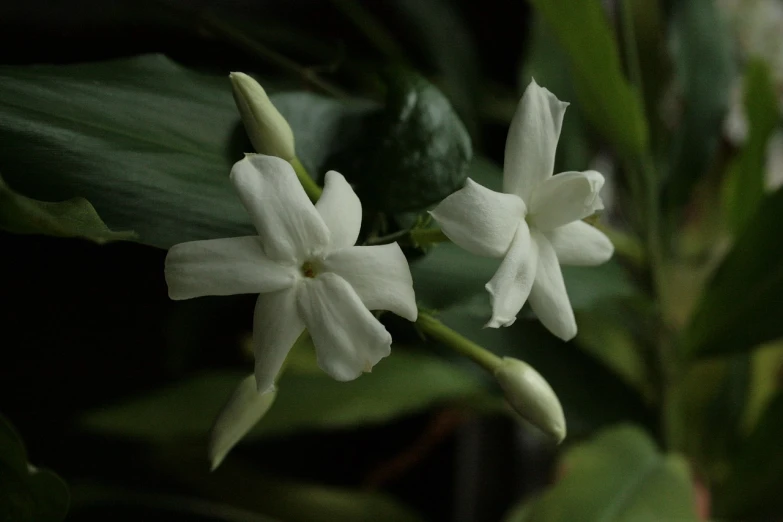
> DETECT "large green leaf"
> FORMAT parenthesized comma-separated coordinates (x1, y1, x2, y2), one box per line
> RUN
(715, 392, 783, 519)
(685, 186, 783, 357)
(722, 60, 780, 232)
(0, 54, 373, 249)
(666, 0, 736, 209)
(525, 0, 648, 162)
(0, 414, 69, 522)
(0, 174, 134, 243)
(337, 69, 472, 212)
(79, 350, 489, 443)
(504, 425, 698, 522)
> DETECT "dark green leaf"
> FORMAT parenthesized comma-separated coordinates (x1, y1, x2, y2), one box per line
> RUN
(79, 350, 489, 443)
(504, 425, 698, 521)
(722, 60, 780, 232)
(666, 0, 736, 209)
(0, 54, 373, 250)
(685, 186, 783, 357)
(0, 174, 135, 243)
(525, 0, 648, 161)
(339, 69, 472, 212)
(0, 414, 69, 522)
(715, 392, 783, 519)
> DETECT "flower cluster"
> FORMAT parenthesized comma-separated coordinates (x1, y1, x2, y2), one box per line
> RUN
(164, 76, 613, 466)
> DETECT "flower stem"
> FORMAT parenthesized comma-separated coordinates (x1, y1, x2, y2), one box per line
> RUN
(416, 312, 502, 373)
(290, 157, 323, 202)
(409, 228, 450, 247)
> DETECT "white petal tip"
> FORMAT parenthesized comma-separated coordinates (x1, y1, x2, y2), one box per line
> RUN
(484, 316, 516, 329)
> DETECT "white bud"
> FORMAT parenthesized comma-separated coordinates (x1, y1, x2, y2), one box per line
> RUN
(208, 374, 277, 471)
(230, 72, 295, 160)
(494, 357, 566, 443)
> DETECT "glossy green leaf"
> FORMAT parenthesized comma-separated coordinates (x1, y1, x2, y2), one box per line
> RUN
(504, 425, 698, 522)
(0, 174, 134, 243)
(0, 54, 373, 250)
(722, 60, 780, 232)
(0, 414, 69, 522)
(525, 0, 648, 161)
(79, 350, 489, 443)
(338, 69, 472, 212)
(666, 0, 735, 209)
(715, 392, 783, 519)
(686, 186, 783, 357)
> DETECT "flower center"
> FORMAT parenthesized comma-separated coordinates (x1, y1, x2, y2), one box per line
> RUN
(301, 260, 318, 278)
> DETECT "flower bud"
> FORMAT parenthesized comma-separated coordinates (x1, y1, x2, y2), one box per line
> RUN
(494, 357, 566, 443)
(230, 72, 295, 160)
(208, 374, 277, 470)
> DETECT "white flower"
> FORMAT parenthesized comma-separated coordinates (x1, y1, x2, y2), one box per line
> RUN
(430, 80, 613, 340)
(165, 155, 418, 392)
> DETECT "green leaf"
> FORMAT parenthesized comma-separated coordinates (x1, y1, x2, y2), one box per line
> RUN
(666, 0, 736, 209)
(79, 350, 489, 443)
(715, 392, 783, 519)
(0, 54, 373, 250)
(685, 186, 783, 357)
(338, 69, 472, 212)
(0, 174, 134, 243)
(722, 60, 780, 232)
(525, 0, 648, 161)
(504, 425, 698, 522)
(0, 414, 69, 522)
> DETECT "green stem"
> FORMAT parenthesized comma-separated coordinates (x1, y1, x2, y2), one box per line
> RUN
(201, 14, 348, 100)
(328, 0, 408, 63)
(290, 157, 323, 202)
(409, 228, 450, 246)
(416, 312, 502, 373)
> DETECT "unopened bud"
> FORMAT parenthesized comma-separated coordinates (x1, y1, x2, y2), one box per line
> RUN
(494, 357, 566, 443)
(230, 72, 295, 160)
(209, 374, 277, 470)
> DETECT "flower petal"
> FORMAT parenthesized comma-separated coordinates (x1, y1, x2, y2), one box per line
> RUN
(165, 236, 296, 300)
(323, 243, 417, 321)
(529, 170, 605, 231)
(315, 170, 362, 249)
(430, 178, 526, 258)
(485, 220, 538, 328)
(528, 233, 577, 341)
(547, 221, 614, 266)
(253, 286, 305, 393)
(231, 154, 330, 262)
(297, 273, 392, 381)
(208, 375, 277, 471)
(503, 79, 569, 201)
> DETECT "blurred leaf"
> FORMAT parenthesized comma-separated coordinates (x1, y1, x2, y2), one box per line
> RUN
(574, 301, 654, 401)
(685, 186, 783, 357)
(0, 54, 373, 250)
(666, 0, 735, 209)
(521, 17, 592, 173)
(163, 454, 427, 522)
(504, 425, 698, 521)
(722, 60, 779, 232)
(743, 341, 783, 432)
(437, 299, 654, 438)
(384, 0, 480, 136)
(675, 354, 750, 481)
(339, 69, 472, 212)
(0, 414, 69, 522)
(0, 174, 134, 243)
(80, 350, 489, 443)
(526, 0, 648, 161)
(715, 391, 783, 519)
